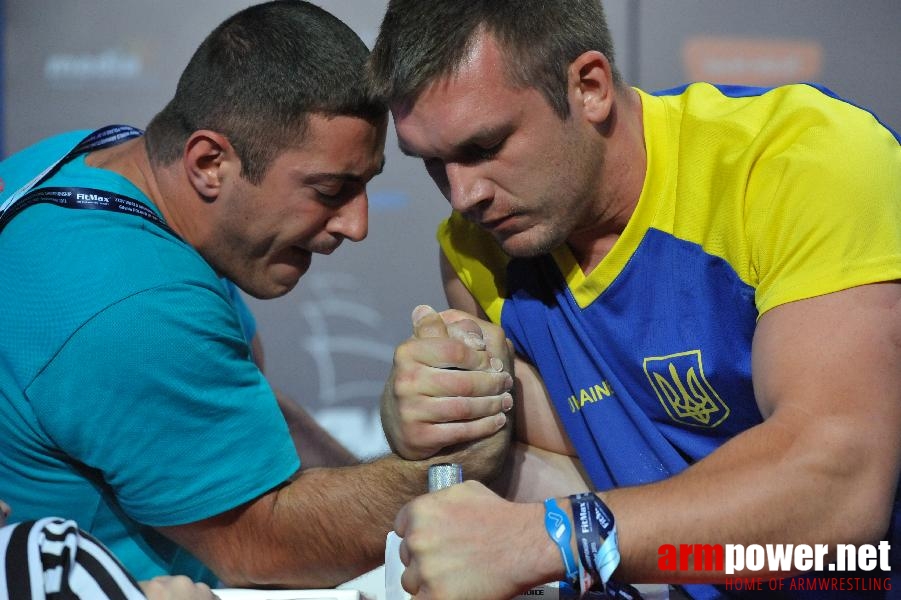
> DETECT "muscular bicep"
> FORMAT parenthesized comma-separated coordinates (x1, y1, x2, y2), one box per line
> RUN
(752, 281, 901, 534)
(441, 248, 577, 456)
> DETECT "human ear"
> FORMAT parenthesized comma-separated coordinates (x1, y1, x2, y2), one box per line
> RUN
(568, 50, 615, 124)
(182, 130, 234, 201)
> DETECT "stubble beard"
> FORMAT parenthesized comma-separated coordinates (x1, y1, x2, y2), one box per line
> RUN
(495, 214, 572, 259)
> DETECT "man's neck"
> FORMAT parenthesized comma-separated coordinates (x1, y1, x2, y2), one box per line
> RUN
(569, 86, 647, 275)
(85, 137, 199, 246)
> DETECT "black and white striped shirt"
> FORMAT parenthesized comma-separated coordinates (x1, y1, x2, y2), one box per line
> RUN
(0, 517, 147, 600)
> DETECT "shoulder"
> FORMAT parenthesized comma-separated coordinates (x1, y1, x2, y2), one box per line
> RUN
(0, 130, 95, 202)
(651, 82, 898, 152)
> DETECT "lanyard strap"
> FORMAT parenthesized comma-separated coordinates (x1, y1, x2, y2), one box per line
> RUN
(0, 125, 179, 240)
(0, 186, 179, 239)
(0, 125, 144, 214)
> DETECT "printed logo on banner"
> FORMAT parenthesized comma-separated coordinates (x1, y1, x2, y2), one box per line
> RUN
(44, 47, 145, 87)
(683, 36, 823, 86)
(643, 349, 730, 428)
(658, 541, 893, 594)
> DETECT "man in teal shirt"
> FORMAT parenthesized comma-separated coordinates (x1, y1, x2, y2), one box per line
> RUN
(0, 0, 513, 588)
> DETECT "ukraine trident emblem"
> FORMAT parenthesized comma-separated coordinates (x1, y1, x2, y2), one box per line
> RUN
(643, 350, 730, 428)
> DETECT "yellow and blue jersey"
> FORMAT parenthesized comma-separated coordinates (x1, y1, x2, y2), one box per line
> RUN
(441, 82, 901, 596)
(441, 81, 900, 485)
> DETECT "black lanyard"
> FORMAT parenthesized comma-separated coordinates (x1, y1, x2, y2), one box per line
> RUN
(0, 186, 179, 239)
(0, 125, 180, 240)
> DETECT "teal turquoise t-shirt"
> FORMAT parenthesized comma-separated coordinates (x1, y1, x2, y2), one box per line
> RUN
(0, 130, 300, 583)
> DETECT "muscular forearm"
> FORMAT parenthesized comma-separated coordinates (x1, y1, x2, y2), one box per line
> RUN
(266, 457, 427, 586)
(600, 413, 897, 582)
(176, 455, 427, 588)
(164, 423, 512, 588)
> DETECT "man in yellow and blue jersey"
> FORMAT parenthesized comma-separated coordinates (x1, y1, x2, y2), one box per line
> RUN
(369, 1, 901, 598)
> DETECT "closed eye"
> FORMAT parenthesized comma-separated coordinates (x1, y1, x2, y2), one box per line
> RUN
(314, 186, 342, 199)
(461, 138, 505, 163)
(314, 181, 368, 207)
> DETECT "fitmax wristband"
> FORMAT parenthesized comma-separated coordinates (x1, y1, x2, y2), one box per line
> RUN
(571, 493, 604, 589)
(543, 497, 580, 588)
(570, 493, 628, 598)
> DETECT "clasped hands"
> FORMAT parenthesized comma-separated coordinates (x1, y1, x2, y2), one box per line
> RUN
(381, 304, 514, 468)
(383, 306, 554, 599)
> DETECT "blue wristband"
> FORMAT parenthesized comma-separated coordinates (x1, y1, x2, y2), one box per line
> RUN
(543, 498, 580, 587)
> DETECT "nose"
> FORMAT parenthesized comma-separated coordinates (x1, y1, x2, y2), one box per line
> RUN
(435, 161, 492, 214)
(330, 190, 368, 242)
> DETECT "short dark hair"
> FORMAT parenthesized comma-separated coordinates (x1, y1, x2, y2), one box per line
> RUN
(368, 0, 622, 119)
(145, 0, 385, 184)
